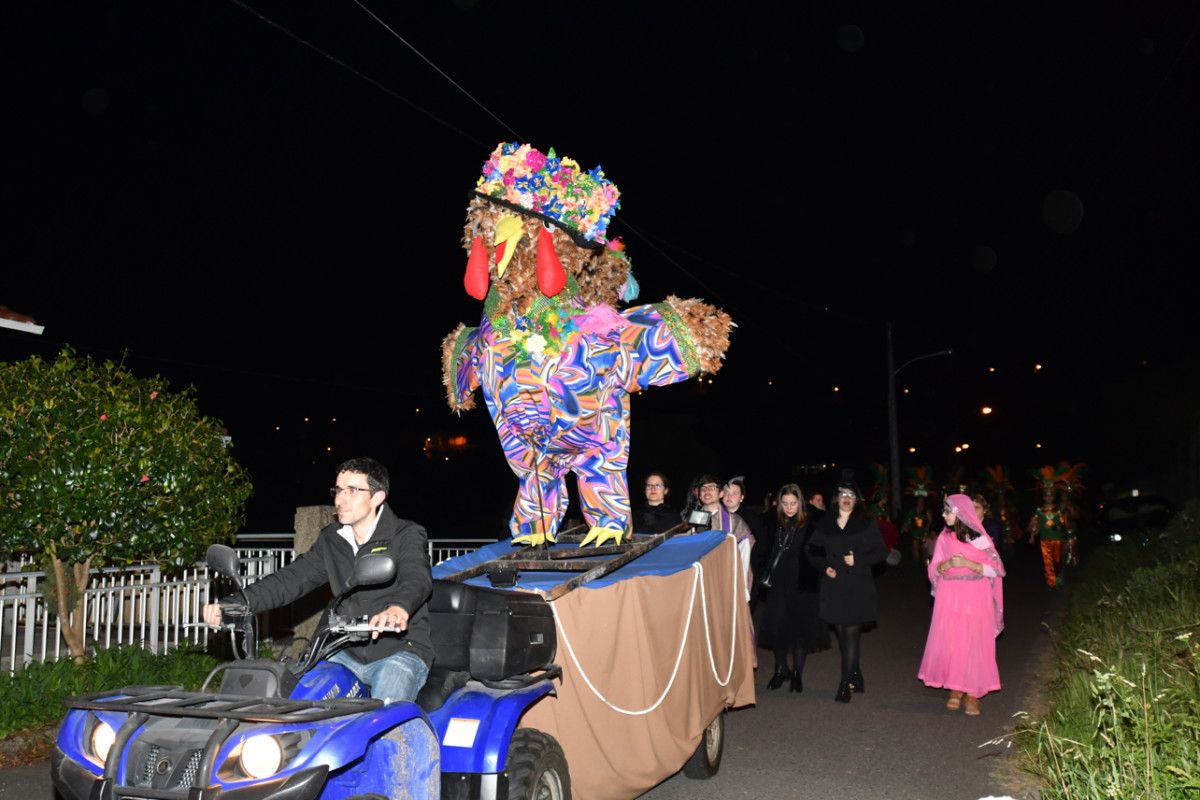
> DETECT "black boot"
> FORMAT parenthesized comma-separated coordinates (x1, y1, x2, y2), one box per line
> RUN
(766, 665, 790, 690)
(834, 679, 852, 703)
(789, 671, 803, 693)
(848, 669, 864, 693)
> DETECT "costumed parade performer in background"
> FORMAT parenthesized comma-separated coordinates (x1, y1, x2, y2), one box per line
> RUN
(983, 465, 1022, 552)
(442, 143, 733, 547)
(918, 493, 1005, 716)
(1028, 465, 1076, 588)
(868, 463, 901, 567)
(900, 466, 935, 565)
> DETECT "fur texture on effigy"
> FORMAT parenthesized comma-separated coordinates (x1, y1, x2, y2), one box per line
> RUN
(442, 143, 733, 547)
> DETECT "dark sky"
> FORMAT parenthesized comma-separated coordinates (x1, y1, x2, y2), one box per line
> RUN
(5, 0, 1199, 533)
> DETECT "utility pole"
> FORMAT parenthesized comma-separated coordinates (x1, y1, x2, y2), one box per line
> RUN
(887, 321, 953, 517)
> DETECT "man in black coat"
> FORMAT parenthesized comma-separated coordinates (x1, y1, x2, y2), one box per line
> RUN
(203, 457, 433, 702)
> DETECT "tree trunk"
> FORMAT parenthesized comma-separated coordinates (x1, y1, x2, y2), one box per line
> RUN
(51, 555, 92, 664)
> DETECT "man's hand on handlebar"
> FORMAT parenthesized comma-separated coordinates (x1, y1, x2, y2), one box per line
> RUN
(202, 602, 249, 628)
(368, 605, 409, 640)
(202, 602, 225, 628)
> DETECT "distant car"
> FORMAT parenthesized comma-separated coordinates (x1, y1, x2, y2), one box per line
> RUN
(1098, 494, 1175, 544)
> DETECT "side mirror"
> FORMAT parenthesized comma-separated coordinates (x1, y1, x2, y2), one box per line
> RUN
(206, 544, 240, 579)
(345, 553, 396, 591)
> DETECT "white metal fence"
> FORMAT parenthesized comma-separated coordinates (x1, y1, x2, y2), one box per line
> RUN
(0, 537, 491, 674)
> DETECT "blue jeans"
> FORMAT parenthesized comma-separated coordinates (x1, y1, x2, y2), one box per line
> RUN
(329, 648, 430, 704)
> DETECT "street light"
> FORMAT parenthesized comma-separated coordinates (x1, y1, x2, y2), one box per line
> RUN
(887, 322, 953, 516)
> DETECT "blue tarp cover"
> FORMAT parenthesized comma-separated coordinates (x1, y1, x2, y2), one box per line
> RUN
(432, 531, 727, 592)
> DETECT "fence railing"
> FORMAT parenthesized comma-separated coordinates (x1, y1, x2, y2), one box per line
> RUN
(0, 537, 491, 674)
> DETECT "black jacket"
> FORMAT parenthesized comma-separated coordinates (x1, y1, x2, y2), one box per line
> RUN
(634, 503, 679, 534)
(807, 510, 886, 625)
(242, 504, 434, 667)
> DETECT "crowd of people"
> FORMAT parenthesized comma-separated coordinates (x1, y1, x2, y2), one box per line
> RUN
(632, 466, 1033, 715)
(213, 456, 1064, 718)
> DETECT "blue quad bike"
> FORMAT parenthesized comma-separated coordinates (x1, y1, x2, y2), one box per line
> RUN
(51, 545, 572, 800)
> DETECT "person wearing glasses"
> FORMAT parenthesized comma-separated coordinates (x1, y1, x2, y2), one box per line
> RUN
(807, 470, 887, 703)
(683, 474, 755, 592)
(202, 457, 433, 703)
(634, 471, 679, 534)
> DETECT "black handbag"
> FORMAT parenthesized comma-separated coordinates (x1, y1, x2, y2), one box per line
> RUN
(758, 528, 795, 588)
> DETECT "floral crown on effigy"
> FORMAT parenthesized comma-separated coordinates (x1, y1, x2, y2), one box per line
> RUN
(474, 142, 621, 247)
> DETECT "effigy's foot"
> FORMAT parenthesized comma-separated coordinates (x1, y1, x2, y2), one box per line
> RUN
(580, 526, 624, 547)
(512, 530, 558, 547)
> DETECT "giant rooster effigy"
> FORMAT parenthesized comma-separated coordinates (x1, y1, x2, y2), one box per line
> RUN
(442, 143, 733, 547)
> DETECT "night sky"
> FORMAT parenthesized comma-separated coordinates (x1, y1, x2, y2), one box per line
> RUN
(5, 0, 1198, 535)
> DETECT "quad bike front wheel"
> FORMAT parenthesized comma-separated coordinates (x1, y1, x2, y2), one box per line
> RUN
(504, 728, 570, 800)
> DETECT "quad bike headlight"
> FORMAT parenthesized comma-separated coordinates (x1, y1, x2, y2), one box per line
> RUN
(238, 734, 284, 779)
(90, 720, 116, 764)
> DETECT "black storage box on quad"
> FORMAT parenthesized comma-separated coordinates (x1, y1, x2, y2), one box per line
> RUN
(428, 580, 556, 681)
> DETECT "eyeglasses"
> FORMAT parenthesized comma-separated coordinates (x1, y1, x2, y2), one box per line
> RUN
(330, 486, 374, 498)
(836, 491, 857, 500)
(699, 484, 720, 491)
(645, 483, 665, 489)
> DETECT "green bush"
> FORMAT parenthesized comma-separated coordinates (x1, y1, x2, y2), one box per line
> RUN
(0, 348, 252, 659)
(0, 646, 218, 739)
(1017, 501, 1200, 799)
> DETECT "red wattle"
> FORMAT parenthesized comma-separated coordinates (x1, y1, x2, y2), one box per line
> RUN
(464, 236, 489, 300)
(536, 226, 566, 296)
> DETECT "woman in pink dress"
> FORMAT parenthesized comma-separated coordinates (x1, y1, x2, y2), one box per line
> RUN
(917, 493, 1005, 716)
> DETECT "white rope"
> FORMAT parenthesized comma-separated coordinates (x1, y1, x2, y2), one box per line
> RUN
(549, 534, 740, 715)
(698, 534, 739, 686)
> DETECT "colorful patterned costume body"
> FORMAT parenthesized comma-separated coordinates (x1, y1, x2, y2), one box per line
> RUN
(446, 294, 700, 540)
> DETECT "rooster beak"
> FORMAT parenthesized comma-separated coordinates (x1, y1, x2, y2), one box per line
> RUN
(493, 215, 524, 277)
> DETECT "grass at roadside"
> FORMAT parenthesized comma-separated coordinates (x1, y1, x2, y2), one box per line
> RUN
(0, 644, 218, 741)
(1014, 501, 1200, 799)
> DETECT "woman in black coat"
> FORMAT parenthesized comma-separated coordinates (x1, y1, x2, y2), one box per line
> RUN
(633, 471, 678, 534)
(807, 471, 887, 702)
(761, 484, 828, 693)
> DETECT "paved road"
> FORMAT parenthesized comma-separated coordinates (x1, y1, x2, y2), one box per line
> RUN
(642, 542, 1056, 800)
(0, 544, 1056, 800)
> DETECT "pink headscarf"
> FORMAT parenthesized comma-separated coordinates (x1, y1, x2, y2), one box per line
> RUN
(945, 493, 987, 537)
(942, 493, 1004, 635)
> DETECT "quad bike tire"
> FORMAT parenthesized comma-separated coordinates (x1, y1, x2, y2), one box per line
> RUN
(681, 711, 725, 779)
(504, 728, 570, 800)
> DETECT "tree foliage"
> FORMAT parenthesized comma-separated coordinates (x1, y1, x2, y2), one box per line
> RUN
(0, 348, 252, 657)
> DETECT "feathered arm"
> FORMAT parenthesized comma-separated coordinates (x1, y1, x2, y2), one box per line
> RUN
(659, 295, 733, 375)
(615, 296, 733, 391)
(441, 324, 481, 412)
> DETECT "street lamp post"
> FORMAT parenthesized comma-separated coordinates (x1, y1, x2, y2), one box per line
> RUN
(887, 321, 953, 517)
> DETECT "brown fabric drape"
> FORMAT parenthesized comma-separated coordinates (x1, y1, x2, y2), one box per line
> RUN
(520, 534, 756, 799)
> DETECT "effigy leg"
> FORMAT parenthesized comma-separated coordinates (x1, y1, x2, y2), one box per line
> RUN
(574, 443, 631, 547)
(510, 453, 568, 546)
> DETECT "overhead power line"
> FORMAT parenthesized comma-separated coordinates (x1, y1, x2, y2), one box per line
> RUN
(350, 0, 523, 142)
(224, 0, 488, 148)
